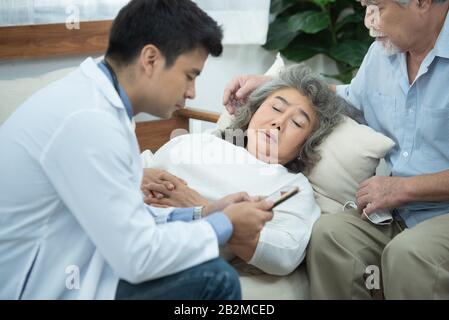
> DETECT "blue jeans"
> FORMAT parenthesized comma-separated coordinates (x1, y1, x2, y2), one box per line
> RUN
(115, 258, 241, 300)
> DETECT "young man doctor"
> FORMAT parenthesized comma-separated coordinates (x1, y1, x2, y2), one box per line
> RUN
(0, 0, 273, 300)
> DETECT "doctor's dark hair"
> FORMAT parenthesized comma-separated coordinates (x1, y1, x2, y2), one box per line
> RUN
(105, 0, 223, 67)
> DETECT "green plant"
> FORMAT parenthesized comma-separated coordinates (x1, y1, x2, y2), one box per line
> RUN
(264, 0, 373, 83)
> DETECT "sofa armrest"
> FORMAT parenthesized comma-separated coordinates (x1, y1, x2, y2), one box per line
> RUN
(176, 107, 220, 123)
(135, 107, 220, 152)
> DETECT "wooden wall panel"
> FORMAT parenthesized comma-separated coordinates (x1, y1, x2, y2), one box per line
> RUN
(0, 20, 112, 60)
(135, 108, 220, 152)
(177, 107, 220, 123)
(135, 116, 190, 153)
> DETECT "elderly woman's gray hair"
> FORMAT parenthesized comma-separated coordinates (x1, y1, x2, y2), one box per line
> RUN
(219, 64, 347, 174)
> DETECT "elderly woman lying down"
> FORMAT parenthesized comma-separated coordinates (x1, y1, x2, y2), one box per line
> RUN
(142, 65, 345, 276)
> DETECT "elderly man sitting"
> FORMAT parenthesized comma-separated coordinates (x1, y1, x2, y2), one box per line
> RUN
(222, 0, 449, 299)
(306, 0, 449, 299)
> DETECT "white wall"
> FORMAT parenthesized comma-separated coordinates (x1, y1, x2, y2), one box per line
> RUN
(0, 45, 276, 125)
(0, 54, 93, 124)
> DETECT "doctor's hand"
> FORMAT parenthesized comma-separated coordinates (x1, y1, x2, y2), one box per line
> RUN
(222, 74, 272, 115)
(202, 192, 261, 216)
(144, 182, 209, 208)
(141, 168, 187, 200)
(224, 200, 274, 245)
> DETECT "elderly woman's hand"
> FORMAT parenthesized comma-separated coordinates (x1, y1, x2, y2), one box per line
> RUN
(141, 168, 187, 200)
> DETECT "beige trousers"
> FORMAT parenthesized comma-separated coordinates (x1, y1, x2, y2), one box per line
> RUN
(306, 209, 449, 299)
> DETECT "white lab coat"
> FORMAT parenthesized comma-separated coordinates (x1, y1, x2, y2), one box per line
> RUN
(0, 58, 219, 299)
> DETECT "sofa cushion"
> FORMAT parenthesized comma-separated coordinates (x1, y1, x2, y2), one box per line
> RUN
(230, 257, 309, 300)
(307, 116, 394, 213)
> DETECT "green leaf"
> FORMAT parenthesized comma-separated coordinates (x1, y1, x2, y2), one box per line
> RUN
(264, 0, 373, 82)
(270, 0, 298, 15)
(329, 40, 370, 67)
(322, 69, 356, 84)
(281, 32, 334, 63)
(264, 17, 300, 50)
(282, 46, 319, 62)
(288, 11, 331, 34)
(312, 0, 336, 9)
(335, 12, 364, 32)
(334, 0, 358, 13)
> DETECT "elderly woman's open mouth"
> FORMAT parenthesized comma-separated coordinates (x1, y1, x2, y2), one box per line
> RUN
(264, 130, 278, 144)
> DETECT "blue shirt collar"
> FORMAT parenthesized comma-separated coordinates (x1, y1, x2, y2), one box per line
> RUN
(97, 61, 134, 120)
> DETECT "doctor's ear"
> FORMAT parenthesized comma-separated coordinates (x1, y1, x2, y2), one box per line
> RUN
(139, 44, 165, 77)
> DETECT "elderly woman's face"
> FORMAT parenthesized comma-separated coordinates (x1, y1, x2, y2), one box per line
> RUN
(246, 87, 316, 165)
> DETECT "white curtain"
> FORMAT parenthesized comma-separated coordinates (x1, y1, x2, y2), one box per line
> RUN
(0, 0, 128, 25)
(193, 0, 270, 44)
(0, 0, 270, 44)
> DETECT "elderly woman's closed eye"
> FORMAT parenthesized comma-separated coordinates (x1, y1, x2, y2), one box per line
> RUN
(245, 88, 317, 167)
(224, 64, 345, 174)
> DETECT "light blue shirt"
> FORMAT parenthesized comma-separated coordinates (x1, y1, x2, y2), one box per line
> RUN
(165, 207, 232, 245)
(336, 13, 449, 228)
(97, 61, 134, 120)
(97, 61, 232, 244)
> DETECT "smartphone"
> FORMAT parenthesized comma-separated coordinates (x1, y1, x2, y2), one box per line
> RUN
(265, 186, 299, 208)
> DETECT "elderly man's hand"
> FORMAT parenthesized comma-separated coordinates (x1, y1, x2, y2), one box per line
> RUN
(141, 168, 187, 200)
(356, 176, 409, 215)
(222, 74, 272, 114)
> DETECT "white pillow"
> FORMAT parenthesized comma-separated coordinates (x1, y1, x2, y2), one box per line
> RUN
(217, 54, 395, 214)
(306, 116, 394, 213)
(264, 52, 285, 77)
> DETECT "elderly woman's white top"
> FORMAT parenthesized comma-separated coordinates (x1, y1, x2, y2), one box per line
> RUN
(141, 133, 321, 276)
